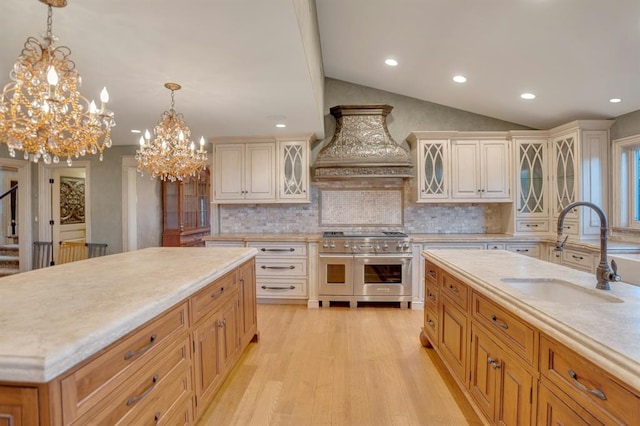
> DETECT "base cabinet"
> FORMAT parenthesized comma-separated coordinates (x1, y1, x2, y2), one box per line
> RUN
(0, 386, 39, 426)
(0, 258, 257, 425)
(422, 260, 640, 426)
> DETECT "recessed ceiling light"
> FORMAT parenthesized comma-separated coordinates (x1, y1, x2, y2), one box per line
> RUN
(520, 93, 536, 100)
(130, 129, 141, 134)
(385, 58, 398, 67)
(609, 98, 622, 103)
(453, 75, 467, 83)
(276, 123, 286, 128)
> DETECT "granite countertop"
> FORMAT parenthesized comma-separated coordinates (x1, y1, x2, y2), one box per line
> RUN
(423, 249, 640, 391)
(203, 233, 320, 242)
(0, 247, 257, 383)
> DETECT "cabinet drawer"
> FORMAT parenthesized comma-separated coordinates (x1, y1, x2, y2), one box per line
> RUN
(255, 259, 307, 277)
(538, 380, 603, 425)
(472, 292, 536, 365)
(60, 302, 189, 424)
(205, 240, 244, 248)
(486, 243, 504, 250)
(441, 272, 469, 309)
(560, 219, 579, 237)
(516, 219, 550, 233)
(561, 249, 594, 272)
(70, 336, 192, 426)
(423, 306, 438, 347)
(257, 279, 306, 298)
(425, 280, 439, 310)
(248, 242, 307, 257)
(191, 269, 238, 324)
(505, 243, 541, 258)
(540, 335, 640, 425)
(425, 261, 439, 284)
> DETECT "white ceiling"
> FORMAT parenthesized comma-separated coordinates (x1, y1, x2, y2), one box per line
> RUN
(2, 0, 640, 148)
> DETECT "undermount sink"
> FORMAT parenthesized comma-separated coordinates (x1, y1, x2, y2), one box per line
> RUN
(500, 278, 623, 304)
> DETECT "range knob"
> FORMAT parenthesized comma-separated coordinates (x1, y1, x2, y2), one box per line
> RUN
(329, 240, 336, 249)
(352, 244, 359, 253)
(383, 241, 388, 250)
(375, 243, 381, 251)
(403, 242, 410, 250)
(322, 241, 329, 248)
(343, 241, 350, 249)
(396, 242, 403, 250)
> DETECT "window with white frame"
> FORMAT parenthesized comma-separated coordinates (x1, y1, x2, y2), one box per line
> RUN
(612, 134, 640, 229)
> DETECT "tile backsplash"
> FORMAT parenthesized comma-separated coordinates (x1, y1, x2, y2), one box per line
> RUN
(217, 184, 504, 234)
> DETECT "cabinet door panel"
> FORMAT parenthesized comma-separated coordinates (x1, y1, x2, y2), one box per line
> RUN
(215, 144, 244, 200)
(193, 312, 223, 407)
(470, 327, 498, 420)
(481, 141, 510, 199)
(279, 140, 308, 200)
(451, 141, 480, 198)
(439, 299, 468, 384)
(537, 382, 602, 426)
(0, 386, 39, 426)
(246, 143, 276, 199)
(498, 351, 533, 426)
(418, 139, 449, 200)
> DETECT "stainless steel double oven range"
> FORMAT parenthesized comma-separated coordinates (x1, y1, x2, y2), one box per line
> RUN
(318, 231, 413, 309)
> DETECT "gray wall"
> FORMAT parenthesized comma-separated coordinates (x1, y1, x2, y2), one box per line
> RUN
(610, 109, 640, 140)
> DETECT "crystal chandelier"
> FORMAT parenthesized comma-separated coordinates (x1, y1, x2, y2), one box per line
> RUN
(135, 83, 208, 182)
(0, 0, 115, 166)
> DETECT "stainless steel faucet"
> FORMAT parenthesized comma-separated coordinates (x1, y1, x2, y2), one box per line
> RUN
(556, 201, 621, 290)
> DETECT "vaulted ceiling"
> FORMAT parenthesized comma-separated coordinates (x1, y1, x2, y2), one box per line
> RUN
(2, 0, 639, 147)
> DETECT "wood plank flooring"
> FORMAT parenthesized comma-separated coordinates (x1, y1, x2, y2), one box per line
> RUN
(197, 304, 483, 426)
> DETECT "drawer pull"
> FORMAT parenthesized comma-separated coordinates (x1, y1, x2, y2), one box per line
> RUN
(217, 319, 227, 328)
(124, 334, 157, 361)
(427, 270, 436, 278)
(516, 249, 529, 253)
(426, 319, 435, 328)
(572, 255, 584, 260)
(567, 370, 607, 400)
(261, 265, 295, 270)
(261, 248, 295, 252)
(211, 287, 225, 299)
(491, 314, 509, 329)
(525, 224, 539, 227)
(487, 357, 501, 369)
(447, 284, 459, 293)
(427, 292, 436, 302)
(261, 285, 296, 291)
(127, 374, 159, 406)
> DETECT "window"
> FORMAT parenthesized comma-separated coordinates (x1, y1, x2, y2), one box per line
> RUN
(612, 135, 640, 228)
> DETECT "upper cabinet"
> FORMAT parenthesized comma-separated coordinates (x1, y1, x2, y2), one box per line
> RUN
(212, 135, 314, 204)
(408, 132, 511, 203)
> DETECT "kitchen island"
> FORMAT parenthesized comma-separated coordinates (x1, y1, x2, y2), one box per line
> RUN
(422, 249, 640, 425)
(0, 246, 258, 425)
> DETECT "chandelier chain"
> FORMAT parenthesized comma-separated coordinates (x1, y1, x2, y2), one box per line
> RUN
(46, 5, 53, 37)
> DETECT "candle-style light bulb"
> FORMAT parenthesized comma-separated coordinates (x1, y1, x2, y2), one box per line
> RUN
(46, 66, 58, 85)
(199, 136, 205, 148)
(139, 135, 145, 147)
(100, 87, 109, 103)
(89, 100, 98, 114)
(144, 129, 151, 141)
(178, 130, 184, 141)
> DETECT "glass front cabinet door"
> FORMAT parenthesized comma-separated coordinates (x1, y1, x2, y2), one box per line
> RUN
(552, 133, 578, 220)
(418, 139, 449, 201)
(277, 138, 310, 202)
(516, 139, 548, 217)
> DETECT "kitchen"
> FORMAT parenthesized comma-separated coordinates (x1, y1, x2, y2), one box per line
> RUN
(2, 1, 640, 425)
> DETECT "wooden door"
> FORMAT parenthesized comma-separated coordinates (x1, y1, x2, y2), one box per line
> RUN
(537, 383, 601, 425)
(0, 386, 39, 426)
(496, 347, 534, 425)
(470, 326, 499, 421)
(439, 297, 468, 385)
(192, 310, 224, 412)
(239, 259, 257, 346)
(219, 296, 241, 372)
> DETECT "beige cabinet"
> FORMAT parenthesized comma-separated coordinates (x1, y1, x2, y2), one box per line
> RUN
(214, 142, 276, 202)
(451, 139, 510, 200)
(415, 138, 449, 201)
(549, 121, 613, 239)
(213, 135, 313, 204)
(249, 241, 308, 300)
(513, 136, 550, 234)
(277, 138, 310, 202)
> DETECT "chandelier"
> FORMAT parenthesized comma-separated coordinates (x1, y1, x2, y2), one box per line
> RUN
(0, 0, 115, 166)
(135, 83, 208, 182)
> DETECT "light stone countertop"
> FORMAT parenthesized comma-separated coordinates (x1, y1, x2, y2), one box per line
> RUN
(423, 249, 640, 391)
(203, 233, 320, 242)
(0, 247, 257, 383)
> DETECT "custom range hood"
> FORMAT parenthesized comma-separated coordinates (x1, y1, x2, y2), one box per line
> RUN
(313, 104, 413, 180)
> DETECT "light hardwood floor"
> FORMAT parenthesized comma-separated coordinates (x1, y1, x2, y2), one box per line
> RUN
(197, 304, 483, 426)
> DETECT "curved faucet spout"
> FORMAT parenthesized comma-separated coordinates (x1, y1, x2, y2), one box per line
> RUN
(556, 201, 621, 290)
